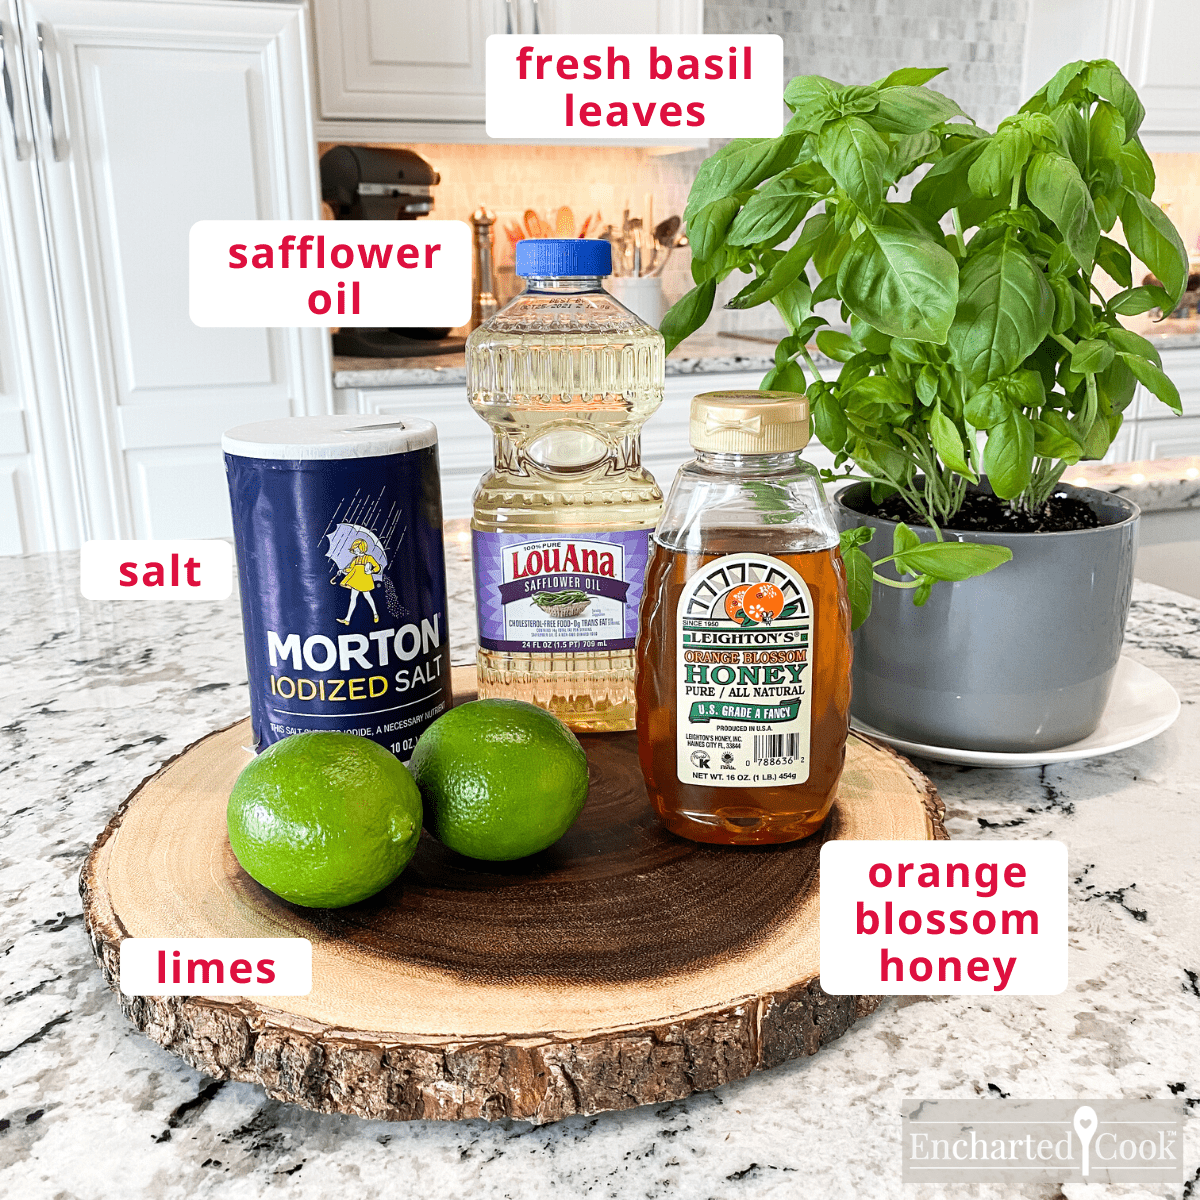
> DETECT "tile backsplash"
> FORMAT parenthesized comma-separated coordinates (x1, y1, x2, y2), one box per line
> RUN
(318, 142, 704, 311)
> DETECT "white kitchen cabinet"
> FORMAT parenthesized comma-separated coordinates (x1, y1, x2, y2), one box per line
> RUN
(1106, 0, 1200, 151)
(3, 0, 330, 550)
(1025, 2, 1200, 152)
(1114, 345, 1200, 462)
(309, 0, 704, 141)
(0, 0, 77, 553)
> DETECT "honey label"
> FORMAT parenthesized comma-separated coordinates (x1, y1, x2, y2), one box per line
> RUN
(676, 552, 813, 788)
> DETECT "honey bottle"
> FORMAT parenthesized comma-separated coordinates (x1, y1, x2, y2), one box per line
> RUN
(635, 391, 853, 844)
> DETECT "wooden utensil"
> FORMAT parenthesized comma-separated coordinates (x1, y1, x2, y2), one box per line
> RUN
(649, 215, 682, 276)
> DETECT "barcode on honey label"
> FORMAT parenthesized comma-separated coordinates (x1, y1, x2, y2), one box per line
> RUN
(675, 552, 813, 788)
(753, 733, 800, 762)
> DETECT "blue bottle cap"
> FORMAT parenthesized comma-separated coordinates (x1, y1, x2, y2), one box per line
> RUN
(515, 238, 612, 278)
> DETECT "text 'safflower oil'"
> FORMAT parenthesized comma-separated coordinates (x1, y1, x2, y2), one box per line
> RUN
(467, 238, 664, 732)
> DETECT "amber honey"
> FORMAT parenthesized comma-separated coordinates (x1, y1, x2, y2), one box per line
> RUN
(636, 531, 853, 845)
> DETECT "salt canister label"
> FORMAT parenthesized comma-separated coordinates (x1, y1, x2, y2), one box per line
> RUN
(224, 416, 451, 760)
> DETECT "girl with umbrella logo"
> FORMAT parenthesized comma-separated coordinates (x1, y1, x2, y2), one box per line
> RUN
(327, 523, 388, 625)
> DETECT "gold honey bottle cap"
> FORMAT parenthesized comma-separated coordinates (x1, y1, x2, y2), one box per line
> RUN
(689, 390, 811, 454)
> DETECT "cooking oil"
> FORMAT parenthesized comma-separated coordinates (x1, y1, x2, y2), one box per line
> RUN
(467, 238, 664, 731)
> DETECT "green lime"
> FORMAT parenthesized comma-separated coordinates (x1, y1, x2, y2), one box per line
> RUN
(410, 699, 589, 861)
(227, 731, 422, 908)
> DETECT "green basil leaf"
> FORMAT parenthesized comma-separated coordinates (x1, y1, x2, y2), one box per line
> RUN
(1086, 62, 1145, 139)
(892, 540, 1013, 582)
(909, 139, 987, 218)
(692, 243, 747, 286)
(1038, 407, 1084, 446)
(841, 525, 875, 550)
(775, 333, 803, 369)
(1119, 139, 1155, 197)
(771, 276, 815, 334)
(812, 273, 839, 304)
(1093, 192, 1120, 233)
(887, 131, 941, 176)
(1121, 352, 1182, 414)
(1045, 60, 1088, 107)
(811, 382, 848, 451)
(814, 221, 853, 278)
(874, 66, 948, 88)
(660, 280, 717, 354)
(930, 403, 973, 476)
(963, 381, 1013, 429)
(726, 178, 811, 247)
(870, 85, 965, 135)
(1071, 338, 1115, 375)
(1049, 275, 1077, 334)
(815, 330, 857, 361)
(844, 373, 910, 409)
(913, 575, 935, 606)
(1104, 326, 1161, 367)
(1050, 102, 1088, 168)
(783, 74, 842, 131)
(1095, 235, 1133, 288)
(685, 135, 803, 221)
(916, 365, 940, 406)
(817, 116, 888, 217)
(849, 317, 893, 355)
(686, 195, 743, 263)
(948, 234, 1054, 384)
(1026, 152, 1101, 268)
(725, 239, 813, 310)
(1089, 100, 1126, 163)
(759, 358, 808, 393)
(893, 521, 921, 562)
(1078, 411, 1116, 459)
(982, 410, 1035, 499)
(1097, 353, 1137, 413)
(837, 224, 959, 343)
(1106, 284, 1174, 316)
(1121, 189, 1188, 306)
(840, 542, 874, 630)
(1010, 368, 1048, 411)
(878, 201, 947, 245)
(967, 126, 1032, 197)
(1032, 418, 1083, 463)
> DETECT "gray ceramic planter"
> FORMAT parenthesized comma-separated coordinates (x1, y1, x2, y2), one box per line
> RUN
(834, 481, 1140, 753)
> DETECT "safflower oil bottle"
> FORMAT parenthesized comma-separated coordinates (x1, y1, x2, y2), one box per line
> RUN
(636, 391, 853, 843)
(467, 238, 664, 732)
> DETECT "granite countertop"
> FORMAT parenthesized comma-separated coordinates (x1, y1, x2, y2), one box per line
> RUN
(1064, 457, 1200, 515)
(332, 317, 1200, 391)
(331, 332, 784, 389)
(2, 549, 1198, 1199)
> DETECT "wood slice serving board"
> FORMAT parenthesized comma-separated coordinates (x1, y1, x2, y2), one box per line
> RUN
(82, 669, 946, 1125)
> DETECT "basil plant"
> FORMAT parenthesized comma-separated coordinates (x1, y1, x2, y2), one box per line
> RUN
(662, 61, 1187, 627)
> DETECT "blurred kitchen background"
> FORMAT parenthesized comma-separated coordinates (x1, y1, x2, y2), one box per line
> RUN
(1, 0, 1198, 594)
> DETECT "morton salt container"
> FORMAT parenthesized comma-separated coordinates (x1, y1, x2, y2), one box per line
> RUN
(223, 415, 451, 760)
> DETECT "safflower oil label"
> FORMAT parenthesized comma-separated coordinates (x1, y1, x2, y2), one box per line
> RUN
(473, 531, 650, 653)
(676, 552, 813, 787)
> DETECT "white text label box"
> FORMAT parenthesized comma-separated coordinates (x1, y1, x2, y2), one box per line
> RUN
(190, 221, 471, 328)
(81, 540, 233, 601)
(486, 36, 784, 139)
(820, 841, 1067, 995)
